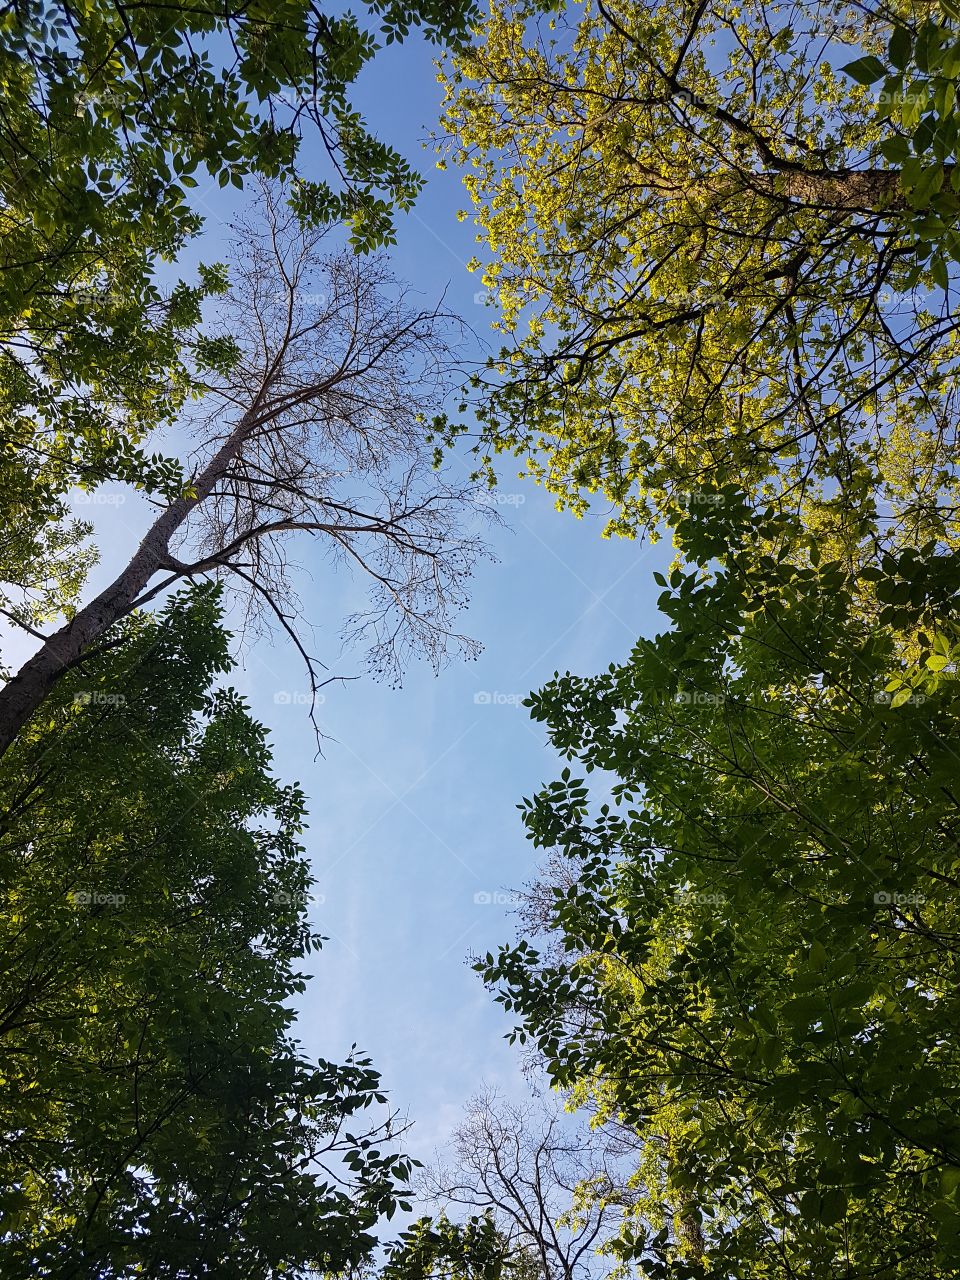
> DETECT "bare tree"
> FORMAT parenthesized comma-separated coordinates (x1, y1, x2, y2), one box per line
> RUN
(419, 1090, 629, 1280)
(0, 189, 487, 754)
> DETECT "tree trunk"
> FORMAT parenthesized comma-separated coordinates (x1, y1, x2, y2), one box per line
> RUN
(634, 162, 909, 210)
(666, 1135, 706, 1264)
(771, 168, 906, 209)
(0, 415, 253, 757)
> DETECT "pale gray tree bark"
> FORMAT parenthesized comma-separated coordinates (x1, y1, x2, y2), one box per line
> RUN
(420, 1090, 627, 1280)
(0, 190, 486, 755)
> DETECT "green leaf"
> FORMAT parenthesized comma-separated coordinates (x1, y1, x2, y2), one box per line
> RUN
(842, 55, 888, 84)
(820, 1187, 848, 1225)
(889, 26, 913, 70)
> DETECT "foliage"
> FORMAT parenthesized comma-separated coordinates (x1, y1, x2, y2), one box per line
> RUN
(378, 1214, 530, 1280)
(844, 3, 960, 267)
(0, 512, 97, 651)
(0, 585, 415, 1277)
(479, 514, 960, 1276)
(438, 0, 960, 553)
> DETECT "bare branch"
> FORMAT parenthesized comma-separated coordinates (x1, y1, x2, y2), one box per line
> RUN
(0, 183, 491, 753)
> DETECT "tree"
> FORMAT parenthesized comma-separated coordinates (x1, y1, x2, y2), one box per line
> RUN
(0, 514, 97, 660)
(378, 1212, 535, 1280)
(438, 0, 960, 550)
(420, 1089, 628, 1280)
(478, 513, 960, 1277)
(0, 190, 487, 755)
(0, 0, 480, 626)
(0, 584, 420, 1277)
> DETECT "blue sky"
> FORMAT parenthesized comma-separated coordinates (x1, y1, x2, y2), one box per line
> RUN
(5, 26, 676, 1167)
(243, 31, 677, 1157)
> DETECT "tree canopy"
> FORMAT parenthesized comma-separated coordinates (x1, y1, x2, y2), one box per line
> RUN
(439, 0, 960, 550)
(0, 585, 416, 1276)
(479, 511, 960, 1276)
(445, 8, 960, 1270)
(8, 2, 960, 1276)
